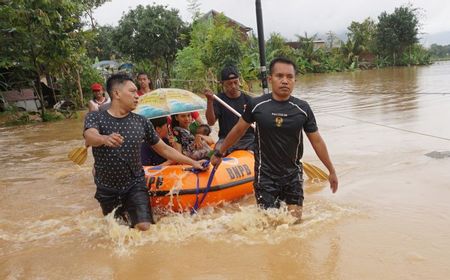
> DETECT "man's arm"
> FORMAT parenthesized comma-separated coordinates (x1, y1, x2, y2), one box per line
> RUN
(306, 131, 338, 193)
(211, 118, 251, 166)
(151, 139, 204, 169)
(204, 89, 217, 126)
(84, 128, 123, 148)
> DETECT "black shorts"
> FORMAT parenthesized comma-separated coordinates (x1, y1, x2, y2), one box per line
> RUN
(94, 178, 154, 226)
(254, 172, 304, 209)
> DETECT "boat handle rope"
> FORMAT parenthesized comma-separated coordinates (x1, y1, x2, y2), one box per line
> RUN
(190, 161, 217, 214)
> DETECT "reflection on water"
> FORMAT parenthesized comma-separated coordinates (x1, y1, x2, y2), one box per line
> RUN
(1, 62, 450, 279)
(296, 62, 450, 142)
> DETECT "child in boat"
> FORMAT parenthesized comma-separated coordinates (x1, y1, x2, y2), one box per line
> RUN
(141, 116, 175, 166)
(195, 124, 211, 137)
(172, 113, 214, 160)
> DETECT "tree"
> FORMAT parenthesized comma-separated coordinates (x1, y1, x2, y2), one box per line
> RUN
(265, 33, 296, 63)
(200, 15, 244, 71)
(86, 25, 119, 60)
(187, 0, 202, 21)
(376, 4, 420, 65)
(347, 18, 377, 54)
(340, 38, 358, 66)
(113, 4, 189, 77)
(173, 14, 247, 91)
(326, 31, 342, 50)
(429, 44, 450, 59)
(294, 33, 320, 72)
(81, 0, 110, 29)
(1, 0, 109, 117)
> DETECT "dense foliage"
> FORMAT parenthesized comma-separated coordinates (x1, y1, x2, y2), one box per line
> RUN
(0, 0, 109, 118)
(172, 4, 431, 90)
(375, 5, 423, 65)
(1, 1, 435, 124)
(86, 25, 118, 61)
(428, 44, 450, 60)
(112, 4, 189, 78)
(172, 15, 248, 92)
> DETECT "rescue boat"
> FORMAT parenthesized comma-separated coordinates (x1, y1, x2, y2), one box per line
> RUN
(144, 150, 254, 212)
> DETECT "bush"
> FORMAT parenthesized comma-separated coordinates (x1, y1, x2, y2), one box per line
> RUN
(42, 111, 64, 122)
(400, 44, 431, 65)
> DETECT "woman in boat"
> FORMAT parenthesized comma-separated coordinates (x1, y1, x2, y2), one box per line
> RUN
(171, 113, 214, 160)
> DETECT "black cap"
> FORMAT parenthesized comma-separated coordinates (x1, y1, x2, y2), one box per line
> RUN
(220, 66, 239, 81)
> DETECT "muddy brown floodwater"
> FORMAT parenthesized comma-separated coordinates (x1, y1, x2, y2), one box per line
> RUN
(1, 62, 450, 279)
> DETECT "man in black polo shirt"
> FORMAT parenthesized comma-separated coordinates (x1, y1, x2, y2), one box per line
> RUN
(211, 57, 338, 221)
(204, 66, 254, 154)
(84, 73, 205, 231)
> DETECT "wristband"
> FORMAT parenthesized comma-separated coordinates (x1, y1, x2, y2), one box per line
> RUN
(213, 149, 224, 158)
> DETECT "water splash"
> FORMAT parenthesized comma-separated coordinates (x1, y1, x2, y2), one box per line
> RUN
(1, 195, 358, 257)
(71, 200, 359, 255)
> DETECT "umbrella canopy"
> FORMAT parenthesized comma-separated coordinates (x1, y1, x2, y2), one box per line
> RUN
(134, 88, 206, 119)
(92, 60, 119, 69)
(118, 63, 133, 70)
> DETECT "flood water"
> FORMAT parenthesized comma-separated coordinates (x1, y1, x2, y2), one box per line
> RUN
(1, 62, 450, 279)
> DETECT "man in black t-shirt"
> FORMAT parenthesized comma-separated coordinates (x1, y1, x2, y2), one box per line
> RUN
(204, 66, 254, 154)
(84, 74, 205, 231)
(210, 58, 338, 221)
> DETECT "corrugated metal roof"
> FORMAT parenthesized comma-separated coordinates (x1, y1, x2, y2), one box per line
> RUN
(2, 89, 38, 102)
(202, 10, 252, 32)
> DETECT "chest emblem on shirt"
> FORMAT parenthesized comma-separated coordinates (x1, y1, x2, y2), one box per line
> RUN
(275, 116, 283, 127)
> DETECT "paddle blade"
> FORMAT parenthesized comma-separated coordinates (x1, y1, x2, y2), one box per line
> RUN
(303, 162, 328, 181)
(309, 163, 329, 180)
(68, 147, 88, 165)
(303, 162, 320, 180)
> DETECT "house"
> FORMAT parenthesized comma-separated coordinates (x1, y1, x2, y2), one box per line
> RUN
(1, 88, 41, 112)
(313, 39, 326, 50)
(285, 41, 301, 49)
(200, 10, 252, 40)
(285, 39, 327, 51)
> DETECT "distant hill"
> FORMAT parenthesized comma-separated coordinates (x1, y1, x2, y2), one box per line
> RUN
(421, 31, 450, 47)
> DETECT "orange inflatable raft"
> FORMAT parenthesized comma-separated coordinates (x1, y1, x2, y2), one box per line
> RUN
(144, 150, 254, 212)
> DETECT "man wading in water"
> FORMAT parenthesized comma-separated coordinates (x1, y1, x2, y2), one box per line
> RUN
(84, 73, 205, 231)
(210, 57, 338, 222)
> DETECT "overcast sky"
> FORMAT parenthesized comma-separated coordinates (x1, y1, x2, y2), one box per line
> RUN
(93, 0, 450, 43)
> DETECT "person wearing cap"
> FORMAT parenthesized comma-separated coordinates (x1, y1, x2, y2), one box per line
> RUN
(204, 66, 255, 154)
(88, 83, 111, 112)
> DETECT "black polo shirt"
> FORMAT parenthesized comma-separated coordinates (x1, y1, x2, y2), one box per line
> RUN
(242, 93, 318, 178)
